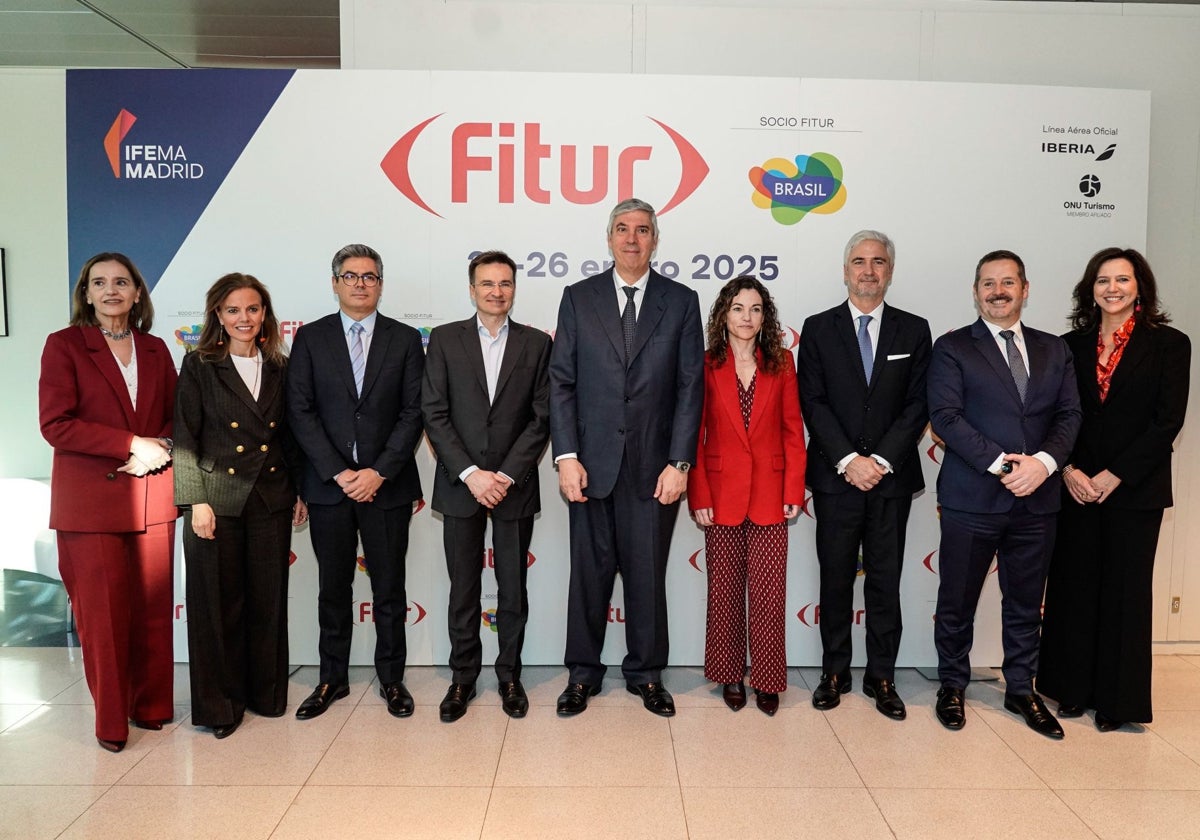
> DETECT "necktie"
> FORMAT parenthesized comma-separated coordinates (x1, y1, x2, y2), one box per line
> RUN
(622, 286, 638, 362)
(999, 329, 1028, 403)
(350, 322, 366, 397)
(857, 314, 874, 381)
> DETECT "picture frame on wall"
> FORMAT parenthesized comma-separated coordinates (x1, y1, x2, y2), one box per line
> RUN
(0, 248, 8, 337)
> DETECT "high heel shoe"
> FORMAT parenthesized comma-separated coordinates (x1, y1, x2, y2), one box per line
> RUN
(722, 681, 747, 711)
(97, 737, 126, 753)
(755, 690, 779, 716)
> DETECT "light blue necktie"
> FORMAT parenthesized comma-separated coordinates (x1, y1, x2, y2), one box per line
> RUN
(350, 322, 365, 397)
(857, 314, 874, 381)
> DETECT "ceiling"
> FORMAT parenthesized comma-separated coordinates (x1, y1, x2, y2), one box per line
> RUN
(0, 1, 1196, 71)
(0, 0, 339, 69)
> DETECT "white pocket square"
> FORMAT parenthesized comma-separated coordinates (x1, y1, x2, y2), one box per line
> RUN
(886, 353, 910, 361)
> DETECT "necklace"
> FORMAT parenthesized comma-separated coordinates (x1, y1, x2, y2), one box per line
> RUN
(99, 326, 132, 341)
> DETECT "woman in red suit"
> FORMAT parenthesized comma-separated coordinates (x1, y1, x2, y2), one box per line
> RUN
(688, 276, 806, 715)
(39, 252, 178, 753)
(1038, 248, 1190, 730)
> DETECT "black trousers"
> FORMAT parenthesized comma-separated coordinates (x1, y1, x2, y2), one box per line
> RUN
(564, 460, 678, 685)
(443, 509, 534, 684)
(1038, 503, 1163, 722)
(812, 489, 911, 681)
(935, 501, 1055, 694)
(184, 489, 291, 727)
(308, 498, 411, 685)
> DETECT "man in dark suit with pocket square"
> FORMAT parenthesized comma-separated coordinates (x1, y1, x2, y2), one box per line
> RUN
(422, 250, 552, 722)
(798, 230, 932, 721)
(928, 249, 1081, 738)
(288, 243, 425, 720)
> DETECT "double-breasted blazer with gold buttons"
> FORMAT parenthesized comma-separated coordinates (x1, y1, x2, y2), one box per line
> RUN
(173, 349, 301, 517)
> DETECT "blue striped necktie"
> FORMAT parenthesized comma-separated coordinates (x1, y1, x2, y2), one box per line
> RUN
(857, 314, 874, 381)
(350, 322, 365, 396)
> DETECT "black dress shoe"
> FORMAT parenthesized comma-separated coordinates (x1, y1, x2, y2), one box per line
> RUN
(380, 682, 415, 718)
(627, 681, 676, 717)
(97, 737, 126, 753)
(1004, 692, 1064, 740)
(439, 682, 476, 722)
(131, 718, 166, 731)
(296, 683, 350, 720)
(1057, 703, 1085, 718)
(556, 682, 600, 716)
(722, 681, 747, 711)
(1094, 712, 1126, 732)
(811, 672, 852, 710)
(862, 677, 907, 720)
(498, 680, 529, 718)
(755, 690, 779, 716)
(213, 715, 242, 740)
(935, 684, 966, 730)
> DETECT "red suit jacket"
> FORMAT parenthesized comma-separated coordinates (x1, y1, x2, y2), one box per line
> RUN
(688, 350, 806, 525)
(39, 325, 178, 533)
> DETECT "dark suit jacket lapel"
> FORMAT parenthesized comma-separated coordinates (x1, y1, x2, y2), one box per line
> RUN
(320, 316, 358, 400)
(85, 327, 138, 428)
(493, 321, 528, 408)
(213, 355, 264, 417)
(1071, 330, 1101, 408)
(360, 316, 392, 402)
(1105, 324, 1150, 403)
(629, 273, 667, 366)
(869, 306, 899, 392)
(970, 318, 1023, 407)
(832, 305, 868, 388)
(590, 272, 627, 363)
(454, 317, 489, 402)
(258, 357, 282, 414)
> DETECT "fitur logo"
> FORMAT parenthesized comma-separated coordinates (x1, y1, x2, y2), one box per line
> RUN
(103, 108, 204, 180)
(749, 153, 846, 225)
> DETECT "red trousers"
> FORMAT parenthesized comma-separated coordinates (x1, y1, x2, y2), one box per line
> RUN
(703, 520, 788, 693)
(57, 524, 175, 742)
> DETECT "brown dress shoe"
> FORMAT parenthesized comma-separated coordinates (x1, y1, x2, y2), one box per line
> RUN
(722, 681, 747, 711)
(755, 690, 779, 716)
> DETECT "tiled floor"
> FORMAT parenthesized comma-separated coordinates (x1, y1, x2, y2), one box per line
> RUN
(2, 649, 1200, 839)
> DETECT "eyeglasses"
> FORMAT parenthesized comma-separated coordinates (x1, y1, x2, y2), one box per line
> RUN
(475, 280, 515, 291)
(336, 272, 381, 287)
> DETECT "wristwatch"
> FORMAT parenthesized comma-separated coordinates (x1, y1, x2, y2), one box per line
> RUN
(668, 460, 691, 473)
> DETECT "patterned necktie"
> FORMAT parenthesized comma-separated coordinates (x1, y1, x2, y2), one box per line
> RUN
(622, 286, 638, 362)
(1000, 329, 1028, 403)
(857, 314, 874, 381)
(350, 322, 366, 397)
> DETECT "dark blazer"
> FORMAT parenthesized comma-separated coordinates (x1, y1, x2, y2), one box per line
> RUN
(1064, 324, 1190, 510)
(422, 318, 552, 520)
(798, 302, 931, 498)
(287, 312, 424, 509)
(39, 325, 177, 533)
(928, 318, 1082, 515)
(549, 268, 705, 499)
(688, 351, 806, 525)
(173, 350, 298, 517)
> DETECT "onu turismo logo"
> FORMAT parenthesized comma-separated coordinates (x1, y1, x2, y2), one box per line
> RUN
(749, 153, 846, 225)
(103, 108, 204, 180)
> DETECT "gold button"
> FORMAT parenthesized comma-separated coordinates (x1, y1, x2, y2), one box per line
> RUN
(230, 421, 239, 429)
(268, 421, 277, 428)
(260, 444, 269, 452)
(235, 445, 245, 453)
(227, 468, 236, 475)
(269, 466, 277, 473)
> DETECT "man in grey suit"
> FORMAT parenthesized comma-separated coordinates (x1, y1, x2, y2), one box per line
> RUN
(288, 243, 425, 721)
(549, 198, 705, 717)
(422, 250, 552, 722)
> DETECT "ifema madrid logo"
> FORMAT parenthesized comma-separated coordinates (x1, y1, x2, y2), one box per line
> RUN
(749, 153, 846, 225)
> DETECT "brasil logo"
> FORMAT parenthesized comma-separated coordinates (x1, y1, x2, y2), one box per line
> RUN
(749, 153, 846, 225)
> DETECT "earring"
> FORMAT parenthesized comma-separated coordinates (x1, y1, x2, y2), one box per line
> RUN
(1135, 296, 1142, 313)
(257, 332, 267, 345)
(217, 327, 225, 347)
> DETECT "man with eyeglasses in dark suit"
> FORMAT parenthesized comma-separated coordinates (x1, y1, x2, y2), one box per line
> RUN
(288, 243, 425, 720)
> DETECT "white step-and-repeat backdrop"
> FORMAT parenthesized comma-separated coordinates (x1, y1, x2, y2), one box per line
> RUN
(66, 70, 1149, 668)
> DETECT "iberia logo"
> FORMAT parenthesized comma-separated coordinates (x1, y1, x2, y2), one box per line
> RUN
(749, 153, 846, 225)
(104, 109, 137, 178)
(380, 115, 708, 217)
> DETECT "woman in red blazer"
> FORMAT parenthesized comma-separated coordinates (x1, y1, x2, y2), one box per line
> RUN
(39, 252, 178, 753)
(1038, 248, 1190, 730)
(688, 277, 806, 715)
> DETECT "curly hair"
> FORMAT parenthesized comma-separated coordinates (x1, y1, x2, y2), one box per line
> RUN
(1068, 247, 1170, 332)
(704, 276, 787, 374)
(194, 273, 286, 364)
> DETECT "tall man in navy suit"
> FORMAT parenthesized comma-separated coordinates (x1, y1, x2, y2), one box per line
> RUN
(422, 251, 552, 723)
(549, 198, 705, 717)
(928, 250, 1081, 738)
(798, 230, 931, 721)
(288, 244, 425, 720)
